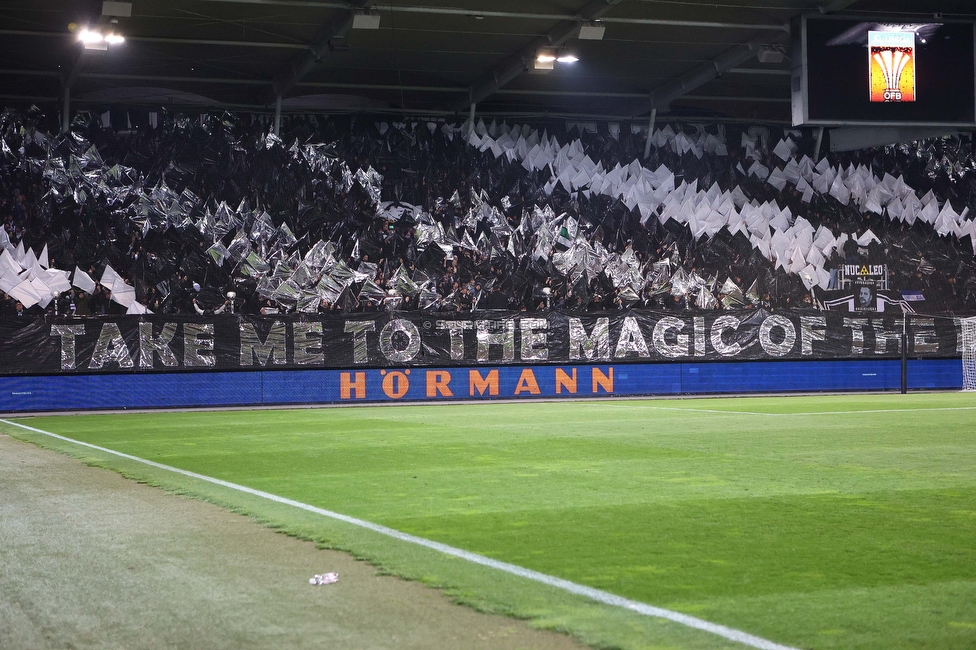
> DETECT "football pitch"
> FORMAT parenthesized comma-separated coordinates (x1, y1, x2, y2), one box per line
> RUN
(4, 392, 976, 650)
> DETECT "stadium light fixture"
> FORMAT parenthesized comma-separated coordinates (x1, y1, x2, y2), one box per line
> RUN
(578, 22, 606, 40)
(77, 26, 125, 49)
(535, 49, 578, 69)
(352, 11, 381, 30)
(78, 28, 104, 44)
(101, 1, 132, 18)
(757, 44, 785, 64)
(533, 50, 556, 72)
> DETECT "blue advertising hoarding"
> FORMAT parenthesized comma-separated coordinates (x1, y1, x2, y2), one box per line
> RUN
(0, 358, 962, 413)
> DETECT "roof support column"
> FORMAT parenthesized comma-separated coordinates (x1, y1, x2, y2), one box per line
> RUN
(468, 102, 476, 136)
(274, 95, 282, 135)
(60, 50, 88, 134)
(643, 108, 657, 159)
(61, 85, 71, 134)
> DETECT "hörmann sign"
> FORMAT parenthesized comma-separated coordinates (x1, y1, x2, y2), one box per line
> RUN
(332, 366, 616, 401)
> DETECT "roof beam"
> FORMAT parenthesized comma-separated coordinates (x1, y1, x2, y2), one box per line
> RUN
(267, 0, 375, 103)
(819, 0, 860, 13)
(0, 25, 787, 52)
(728, 67, 790, 75)
(0, 68, 60, 77)
(0, 93, 792, 123)
(187, 0, 787, 30)
(0, 29, 306, 49)
(0, 94, 59, 103)
(0, 69, 792, 103)
(81, 72, 269, 85)
(455, 0, 626, 112)
(681, 94, 790, 104)
(630, 36, 766, 116)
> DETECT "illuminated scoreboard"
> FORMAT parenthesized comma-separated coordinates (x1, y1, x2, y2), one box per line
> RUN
(792, 16, 976, 127)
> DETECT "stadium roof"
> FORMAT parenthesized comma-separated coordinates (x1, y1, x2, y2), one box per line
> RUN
(1, 0, 974, 123)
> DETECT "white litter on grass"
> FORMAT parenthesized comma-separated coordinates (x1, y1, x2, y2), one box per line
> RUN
(310, 572, 339, 585)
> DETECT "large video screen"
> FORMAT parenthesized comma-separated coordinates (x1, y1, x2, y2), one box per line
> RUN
(792, 16, 976, 126)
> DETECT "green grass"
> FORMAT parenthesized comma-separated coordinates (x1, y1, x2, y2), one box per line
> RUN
(5, 392, 976, 649)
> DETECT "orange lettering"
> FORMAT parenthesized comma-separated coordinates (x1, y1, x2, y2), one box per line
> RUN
(514, 368, 541, 395)
(426, 370, 454, 397)
(381, 371, 409, 399)
(555, 368, 577, 394)
(340, 372, 366, 399)
(469, 369, 499, 396)
(592, 367, 614, 394)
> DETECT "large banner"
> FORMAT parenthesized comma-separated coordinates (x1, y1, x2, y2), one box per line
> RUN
(0, 309, 965, 376)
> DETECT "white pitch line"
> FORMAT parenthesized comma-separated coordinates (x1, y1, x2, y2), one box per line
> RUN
(601, 404, 781, 416)
(0, 418, 798, 650)
(757, 406, 976, 417)
(627, 405, 976, 417)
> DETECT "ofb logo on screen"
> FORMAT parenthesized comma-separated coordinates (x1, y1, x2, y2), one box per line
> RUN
(869, 30, 916, 103)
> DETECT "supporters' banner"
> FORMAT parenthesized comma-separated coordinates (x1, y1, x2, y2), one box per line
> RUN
(0, 309, 965, 376)
(853, 278, 879, 312)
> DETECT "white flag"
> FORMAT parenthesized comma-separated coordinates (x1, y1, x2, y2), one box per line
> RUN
(72, 267, 97, 294)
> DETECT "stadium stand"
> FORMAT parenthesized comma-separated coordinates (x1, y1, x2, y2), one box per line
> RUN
(2, 108, 975, 317)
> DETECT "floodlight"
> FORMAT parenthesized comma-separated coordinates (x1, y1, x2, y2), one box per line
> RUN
(757, 44, 785, 64)
(77, 26, 124, 49)
(101, 2, 132, 18)
(578, 23, 606, 40)
(533, 51, 556, 72)
(78, 29, 104, 44)
(352, 12, 381, 29)
(538, 49, 579, 66)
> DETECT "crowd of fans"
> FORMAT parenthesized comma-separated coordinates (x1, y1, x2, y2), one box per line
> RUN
(1, 106, 975, 318)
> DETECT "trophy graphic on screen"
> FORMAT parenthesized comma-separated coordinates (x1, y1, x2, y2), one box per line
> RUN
(869, 31, 916, 102)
